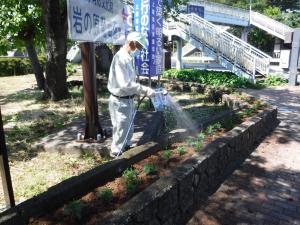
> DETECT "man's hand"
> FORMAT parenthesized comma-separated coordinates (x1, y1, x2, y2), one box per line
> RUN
(146, 88, 155, 97)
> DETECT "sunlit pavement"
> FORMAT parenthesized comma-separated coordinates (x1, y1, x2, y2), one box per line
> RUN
(187, 86, 300, 225)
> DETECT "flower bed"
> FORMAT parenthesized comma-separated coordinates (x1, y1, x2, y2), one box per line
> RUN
(0, 91, 277, 225)
(24, 99, 277, 225)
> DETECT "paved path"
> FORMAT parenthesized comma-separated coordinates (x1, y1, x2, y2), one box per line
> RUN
(187, 86, 300, 225)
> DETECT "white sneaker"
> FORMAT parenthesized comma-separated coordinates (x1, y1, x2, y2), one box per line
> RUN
(110, 151, 122, 158)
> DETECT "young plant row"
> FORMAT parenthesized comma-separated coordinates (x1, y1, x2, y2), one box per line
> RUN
(61, 122, 224, 220)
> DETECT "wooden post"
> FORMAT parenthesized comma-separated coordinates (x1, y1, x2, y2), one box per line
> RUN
(80, 42, 103, 139)
(0, 107, 15, 208)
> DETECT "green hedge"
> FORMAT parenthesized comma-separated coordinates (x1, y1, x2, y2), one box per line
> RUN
(163, 69, 256, 88)
(0, 56, 46, 77)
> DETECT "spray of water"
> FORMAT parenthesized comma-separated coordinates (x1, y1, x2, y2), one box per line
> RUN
(164, 94, 199, 133)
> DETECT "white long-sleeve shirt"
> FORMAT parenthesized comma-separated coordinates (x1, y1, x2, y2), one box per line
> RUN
(107, 47, 150, 97)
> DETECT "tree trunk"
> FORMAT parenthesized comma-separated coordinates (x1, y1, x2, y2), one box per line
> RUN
(24, 36, 45, 90)
(41, 0, 69, 101)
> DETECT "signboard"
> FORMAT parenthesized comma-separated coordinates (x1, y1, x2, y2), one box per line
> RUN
(67, 0, 127, 44)
(134, 0, 164, 77)
(280, 50, 290, 69)
(187, 5, 204, 18)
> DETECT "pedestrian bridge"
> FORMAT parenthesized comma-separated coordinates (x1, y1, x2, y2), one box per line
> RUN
(164, 13, 271, 82)
(188, 0, 294, 43)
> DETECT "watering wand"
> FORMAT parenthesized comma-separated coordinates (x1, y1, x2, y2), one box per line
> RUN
(115, 88, 169, 157)
(116, 95, 146, 157)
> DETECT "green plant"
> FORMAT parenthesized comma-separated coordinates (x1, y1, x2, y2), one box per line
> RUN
(194, 141, 203, 152)
(122, 168, 139, 192)
(66, 62, 77, 76)
(197, 132, 205, 142)
(206, 125, 214, 135)
(176, 146, 186, 156)
(263, 75, 287, 86)
(162, 149, 173, 160)
(63, 200, 85, 220)
(163, 69, 256, 88)
(143, 163, 156, 175)
(206, 122, 221, 135)
(187, 136, 196, 147)
(98, 187, 113, 203)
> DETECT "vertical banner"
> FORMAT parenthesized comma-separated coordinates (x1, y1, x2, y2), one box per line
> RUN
(187, 5, 204, 18)
(123, 5, 133, 37)
(134, 0, 163, 77)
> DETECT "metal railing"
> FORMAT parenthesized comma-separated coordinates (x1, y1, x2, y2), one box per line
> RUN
(189, 0, 249, 21)
(250, 11, 294, 41)
(164, 13, 271, 75)
(188, 0, 294, 42)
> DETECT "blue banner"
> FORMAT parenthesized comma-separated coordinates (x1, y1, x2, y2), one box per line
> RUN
(134, 0, 163, 77)
(187, 5, 204, 18)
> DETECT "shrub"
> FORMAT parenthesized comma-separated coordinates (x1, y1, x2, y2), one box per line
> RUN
(98, 187, 113, 203)
(163, 69, 255, 88)
(122, 168, 139, 192)
(262, 75, 287, 86)
(0, 56, 46, 76)
(143, 164, 156, 175)
(63, 200, 85, 220)
(176, 146, 186, 156)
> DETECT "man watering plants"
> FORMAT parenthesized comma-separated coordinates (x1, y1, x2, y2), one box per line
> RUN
(107, 31, 155, 158)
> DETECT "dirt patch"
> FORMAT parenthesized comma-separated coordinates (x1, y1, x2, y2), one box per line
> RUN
(28, 128, 230, 225)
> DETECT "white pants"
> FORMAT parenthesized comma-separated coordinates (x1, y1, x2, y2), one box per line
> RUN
(109, 95, 134, 154)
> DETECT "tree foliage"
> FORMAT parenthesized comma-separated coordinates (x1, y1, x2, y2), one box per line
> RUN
(0, 0, 44, 54)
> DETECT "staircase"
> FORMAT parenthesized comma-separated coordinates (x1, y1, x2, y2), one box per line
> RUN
(164, 13, 271, 82)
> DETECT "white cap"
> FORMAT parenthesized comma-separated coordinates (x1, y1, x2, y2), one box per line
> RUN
(126, 31, 147, 49)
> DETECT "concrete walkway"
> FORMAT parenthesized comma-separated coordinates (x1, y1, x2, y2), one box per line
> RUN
(187, 86, 300, 225)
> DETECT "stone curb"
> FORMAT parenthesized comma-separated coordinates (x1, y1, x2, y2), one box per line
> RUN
(99, 107, 278, 225)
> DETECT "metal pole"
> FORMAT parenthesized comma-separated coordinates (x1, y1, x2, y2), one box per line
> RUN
(288, 29, 300, 86)
(0, 107, 15, 208)
(80, 42, 103, 139)
(176, 38, 183, 69)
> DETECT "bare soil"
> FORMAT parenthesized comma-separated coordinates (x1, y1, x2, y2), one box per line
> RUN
(28, 129, 230, 225)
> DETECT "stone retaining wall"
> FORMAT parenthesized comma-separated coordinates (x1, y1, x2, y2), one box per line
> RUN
(0, 95, 276, 225)
(99, 107, 278, 225)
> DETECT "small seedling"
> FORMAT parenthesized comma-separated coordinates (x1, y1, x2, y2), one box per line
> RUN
(63, 200, 85, 220)
(176, 146, 186, 156)
(122, 168, 139, 192)
(187, 136, 196, 147)
(194, 141, 203, 152)
(206, 125, 214, 135)
(162, 149, 173, 160)
(197, 132, 205, 142)
(143, 163, 156, 175)
(98, 187, 113, 203)
(212, 122, 222, 130)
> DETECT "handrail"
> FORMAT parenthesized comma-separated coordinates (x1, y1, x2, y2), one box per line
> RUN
(164, 13, 271, 75)
(250, 11, 294, 38)
(189, 0, 249, 21)
(187, 0, 293, 42)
